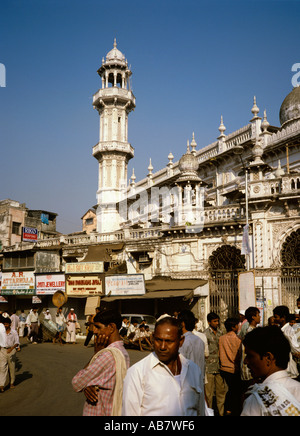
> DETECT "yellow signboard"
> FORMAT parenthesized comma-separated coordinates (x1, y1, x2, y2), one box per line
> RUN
(66, 275, 103, 296)
(65, 262, 104, 274)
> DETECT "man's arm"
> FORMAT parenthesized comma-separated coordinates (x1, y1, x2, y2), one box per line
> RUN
(122, 366, 144, 416)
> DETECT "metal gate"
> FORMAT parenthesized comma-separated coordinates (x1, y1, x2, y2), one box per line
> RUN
(281, 267, 300, 309)
(281, 228, 300, 309)
(209, 245, 246, 322)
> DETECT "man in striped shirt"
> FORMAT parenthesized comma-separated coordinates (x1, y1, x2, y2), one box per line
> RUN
(72, 310, 130, 416)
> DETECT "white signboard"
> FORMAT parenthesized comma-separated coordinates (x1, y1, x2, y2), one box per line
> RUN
(239, 271, 256, 312)
(105, 274, 145, 297)
(65, 262, 104, 274)
(36, 274, 65, 295)
(1, 271, 35, 295)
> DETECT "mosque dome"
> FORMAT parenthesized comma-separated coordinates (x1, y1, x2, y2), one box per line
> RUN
(177, 143, 201, 183)
(179, 150, 199, 173)
(279, 86, 300, 127)
(106, 39, 126, 64)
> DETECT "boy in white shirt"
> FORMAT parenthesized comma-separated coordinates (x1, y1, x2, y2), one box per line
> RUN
(241, 326, 300, 416)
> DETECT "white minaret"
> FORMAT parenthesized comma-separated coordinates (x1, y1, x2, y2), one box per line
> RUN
(92, 40, 136, 233)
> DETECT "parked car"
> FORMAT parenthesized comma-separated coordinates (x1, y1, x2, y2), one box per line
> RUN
(121, 314, 157, 331)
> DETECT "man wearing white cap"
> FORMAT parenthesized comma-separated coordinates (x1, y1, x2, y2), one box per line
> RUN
(66, 308, 77, 344)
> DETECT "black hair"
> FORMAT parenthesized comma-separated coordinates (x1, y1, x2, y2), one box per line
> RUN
(243, 326, 291, 369)
(93, 309, 122, 330)
(178, 309, 196, 331)
(224, 317, 240, 332)
(154, 316, 183, 338)
(2, 317, 11, 324)
(288, 313, 297, 322)
(245, 306, 260, 323)
(273, 305, 290, 320)
(207, 312, 220, 323)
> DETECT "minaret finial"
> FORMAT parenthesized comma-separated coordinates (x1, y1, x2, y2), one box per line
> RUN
(251, 96, 259, 118)
(114, 38, 117, 48)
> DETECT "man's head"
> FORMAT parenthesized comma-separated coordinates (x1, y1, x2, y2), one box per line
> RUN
(245, 307, 261, 325)
(153, 317, 184, 367)
(224, 317, 240, 333)
(207, 312, 220, 331)
(93, 309, 122, 344)
(243, 326, 291, 381)
(3, 317, 11, 330)
(273, 305, 290, 327)
(178, 309, 196, 332)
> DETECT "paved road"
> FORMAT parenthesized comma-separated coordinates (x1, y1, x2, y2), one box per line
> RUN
(0, 337, 149, 416)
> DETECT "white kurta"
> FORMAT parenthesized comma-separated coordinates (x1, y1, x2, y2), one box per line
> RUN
(122, 352, 205, 416)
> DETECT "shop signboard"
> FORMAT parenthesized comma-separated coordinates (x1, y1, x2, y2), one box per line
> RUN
(36, 273, 65, 295)
(66, 275, 102, 296)
(1, 271, 35, 295)
(105, 274, 145, 297)
(65, 262, 104, 274)
(22, 226, 38, 242)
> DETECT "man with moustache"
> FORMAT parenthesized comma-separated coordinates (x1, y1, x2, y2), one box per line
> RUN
(122, 316, 205, 416)
(72, 309, 129, 416)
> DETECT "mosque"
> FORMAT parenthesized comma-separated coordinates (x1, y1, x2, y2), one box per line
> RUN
(1, 41, 300, 326)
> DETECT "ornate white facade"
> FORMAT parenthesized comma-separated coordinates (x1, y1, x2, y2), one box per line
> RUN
(2, 42, 300, 326)
(92, 42, 300, 323)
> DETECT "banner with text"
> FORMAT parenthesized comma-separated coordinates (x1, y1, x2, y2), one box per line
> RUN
(105, 274, 145, 297)
(66, 275, 103, 296)
(1, 271, 35, 295)
(36, 273, 65, 295)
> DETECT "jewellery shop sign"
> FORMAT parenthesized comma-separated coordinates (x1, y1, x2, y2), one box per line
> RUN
(1, 271, 35, 295)
(65, 262, 103, 297)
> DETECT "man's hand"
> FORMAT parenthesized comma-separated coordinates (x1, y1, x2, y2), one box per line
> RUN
(83, 386, 99, 404)
(94, 334, 109, 353)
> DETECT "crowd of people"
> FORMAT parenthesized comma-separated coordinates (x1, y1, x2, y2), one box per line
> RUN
(1, 298, 299, 416)
(0, 305, 82, 393)
(0, 306, 81, 346)
(71, 298, 300, 417)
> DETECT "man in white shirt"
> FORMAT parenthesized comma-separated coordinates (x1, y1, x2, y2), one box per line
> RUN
(241, 326, 300, 416)
(0, 316, 20, 391)
(273, 305, 300, 379)
(27, 307, 40, 344)
(0, 316, 6, 348)
(122, 316, 205, 416)
(178, 309, 206, 383)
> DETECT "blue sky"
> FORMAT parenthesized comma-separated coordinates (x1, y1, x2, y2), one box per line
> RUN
(1, 0, 299, 234)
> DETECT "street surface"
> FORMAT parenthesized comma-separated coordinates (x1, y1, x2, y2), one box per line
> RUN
(0, 337, 150, 416)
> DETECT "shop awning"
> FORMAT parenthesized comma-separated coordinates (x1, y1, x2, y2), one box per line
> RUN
(81, 243, 124, 262)
(145, 277, 207, 292)
(101, 276, 207, 302)
(101, 289, 193, 302)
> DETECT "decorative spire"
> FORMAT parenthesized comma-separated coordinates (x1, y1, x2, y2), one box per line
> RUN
(114, 38, 117, 49)
(251, 96, 260, 118)
(218, 115, 226, 137)
(168, 152, 174, 166)
(261, 109, 270, 132)
(148, 158, 153, 175)
(186, 140, 190, 153)
(130, 168, 136, 187)
(274, 160, 285, 178)
(190, 132, 197, 155)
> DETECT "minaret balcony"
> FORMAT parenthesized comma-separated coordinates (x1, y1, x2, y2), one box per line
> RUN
(93, 141, 134, 159)
(93, 88, 136, 107)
